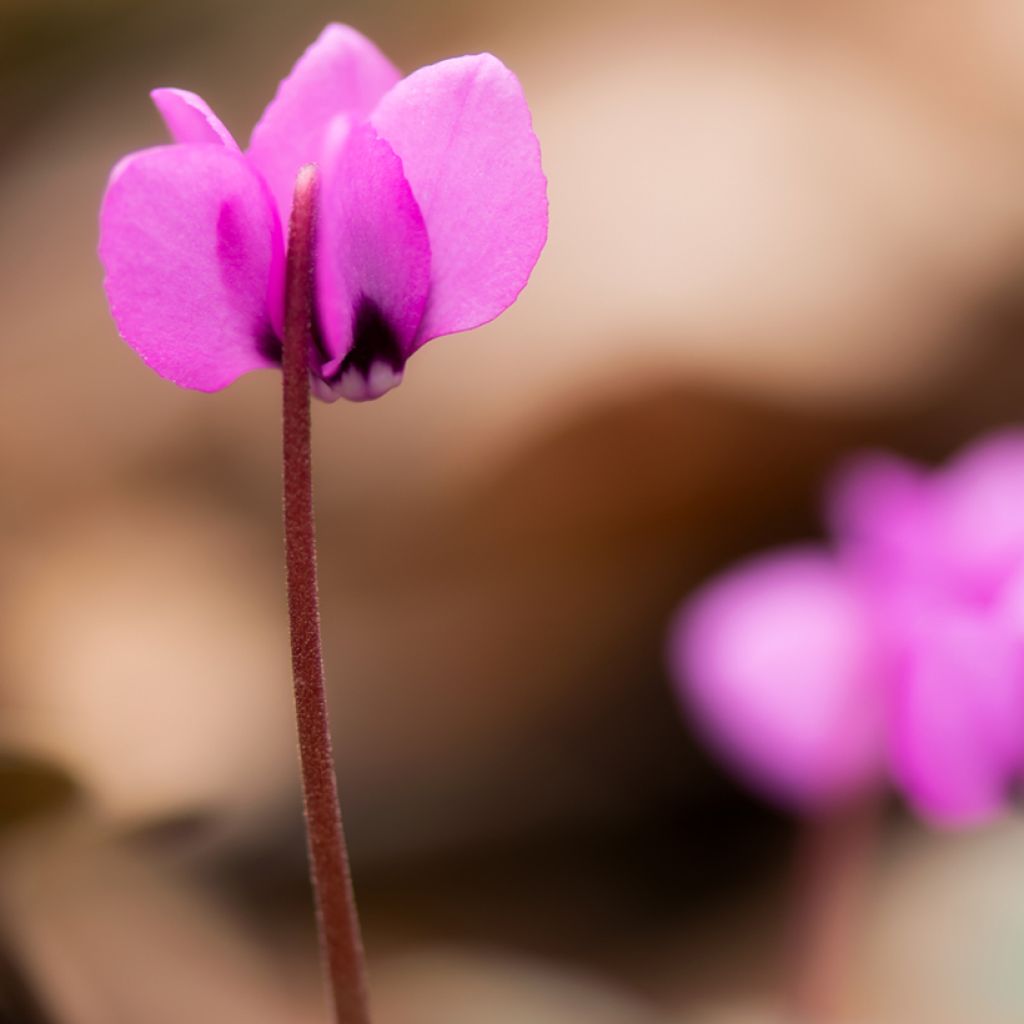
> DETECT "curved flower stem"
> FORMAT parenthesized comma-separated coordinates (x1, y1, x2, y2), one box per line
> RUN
(786, 792, 880, 1023)
(282, 164, 371, 1024)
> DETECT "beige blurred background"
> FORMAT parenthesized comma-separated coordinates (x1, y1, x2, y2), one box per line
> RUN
(5, 0, 1024, 1020)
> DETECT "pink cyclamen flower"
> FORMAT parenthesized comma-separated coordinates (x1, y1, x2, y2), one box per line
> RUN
(99, 24, 548, 401)
(669, 431, 1024, 827)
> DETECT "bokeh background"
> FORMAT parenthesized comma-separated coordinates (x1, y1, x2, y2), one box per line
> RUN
(5, 0, 1024, 1020)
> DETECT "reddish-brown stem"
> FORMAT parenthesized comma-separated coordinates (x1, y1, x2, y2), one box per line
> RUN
(786, 793, 879, 1023)
(282, 164, 371, 1024)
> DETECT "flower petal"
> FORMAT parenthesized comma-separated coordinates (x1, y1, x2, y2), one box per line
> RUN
(371, 54, 548, 346)
(247, 23, 401, 224)
(934, 430, 1024, 600)
(99, 144, 284, 391)
(891, 606, 1024, 826)
(670, 548, 885, 813)
(315, 120, 430, 402)
(150, 88, 239, 149)
(828, 452, 934, 573)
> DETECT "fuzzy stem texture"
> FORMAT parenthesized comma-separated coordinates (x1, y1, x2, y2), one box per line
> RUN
(786, 793, 879, 1023)
(282, 164, 371, 1024)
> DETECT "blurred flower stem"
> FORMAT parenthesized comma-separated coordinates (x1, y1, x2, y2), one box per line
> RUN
(786, 793, 879, 1022)
(282, 165, 371, 1024)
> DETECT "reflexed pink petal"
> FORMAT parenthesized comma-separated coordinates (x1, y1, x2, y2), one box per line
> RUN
(371, 54, 548, 346)
(827, 452, 935, 576)
(99, 145, 284, 391)
(990, 567, 1024, 776)
(248, 23, 401, 224)
(315, 120, 430, 402)
(671, 548, 885, 812)
(933, 430, 1024, 600)
(891, 607, 1024, 826)
(150, 88, 239, 149)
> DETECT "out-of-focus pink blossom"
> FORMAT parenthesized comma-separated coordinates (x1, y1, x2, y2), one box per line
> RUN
(669, 431, 1024, 826)
(98, 24, 548, 402)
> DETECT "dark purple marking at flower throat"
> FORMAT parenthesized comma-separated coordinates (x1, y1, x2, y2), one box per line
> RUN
(258, 292, 402, 386)
(257, 328, 284, 364)
(326, 296, 405, 384)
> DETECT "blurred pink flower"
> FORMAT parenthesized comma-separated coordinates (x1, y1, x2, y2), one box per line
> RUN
(98, 24, 548, 401)
(669, 431, 1024, 826)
